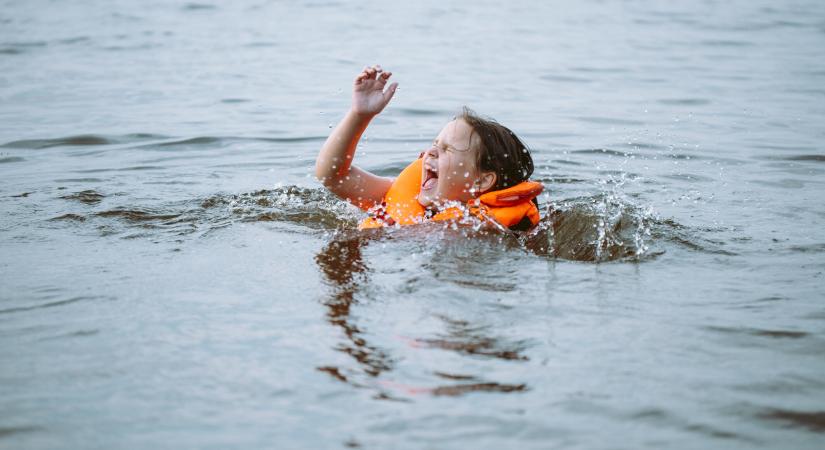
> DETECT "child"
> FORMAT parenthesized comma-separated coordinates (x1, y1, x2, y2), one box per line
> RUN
(315, 65, 543, 231)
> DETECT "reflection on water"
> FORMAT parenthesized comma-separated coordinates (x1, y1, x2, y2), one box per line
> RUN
(315, 235, 394, 384)
(315, 233, 531, 398)
(412, 315, 529, 361)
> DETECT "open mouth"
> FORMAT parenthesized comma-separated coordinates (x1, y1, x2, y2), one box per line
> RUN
(421, 163, 438, 191)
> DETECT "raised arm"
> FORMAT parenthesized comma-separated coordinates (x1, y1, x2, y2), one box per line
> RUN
(315, 65, 399, 210)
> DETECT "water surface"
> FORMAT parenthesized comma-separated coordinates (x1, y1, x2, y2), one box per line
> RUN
(1, 0, 825, 448)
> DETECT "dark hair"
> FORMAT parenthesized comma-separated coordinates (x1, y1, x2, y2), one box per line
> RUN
(458, 107, 534, 191)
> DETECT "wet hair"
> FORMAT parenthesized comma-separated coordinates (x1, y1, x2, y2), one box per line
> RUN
(458, 107, 534, 190)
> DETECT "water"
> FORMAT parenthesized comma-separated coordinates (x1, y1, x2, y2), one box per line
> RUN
(2, 0, 824, 448)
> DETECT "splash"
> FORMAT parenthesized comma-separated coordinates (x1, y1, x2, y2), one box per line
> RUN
(52, 185, 362, 239)
(531, 196, 658, 262)
(50, 180, 694, 263)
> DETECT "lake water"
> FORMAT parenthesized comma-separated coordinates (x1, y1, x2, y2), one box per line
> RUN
(1, 0, 824, 448)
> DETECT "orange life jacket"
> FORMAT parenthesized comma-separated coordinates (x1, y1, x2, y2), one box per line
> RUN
(359, 158, 543, 230)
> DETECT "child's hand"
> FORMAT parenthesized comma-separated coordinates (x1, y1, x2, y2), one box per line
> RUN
(351, 65, 398, 117)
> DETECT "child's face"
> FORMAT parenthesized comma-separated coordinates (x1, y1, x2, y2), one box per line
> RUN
(418, 119, 489, 207)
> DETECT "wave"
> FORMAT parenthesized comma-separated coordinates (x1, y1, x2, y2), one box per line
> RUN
(47, 180, 725, 262)
(1, 133, 326, 151)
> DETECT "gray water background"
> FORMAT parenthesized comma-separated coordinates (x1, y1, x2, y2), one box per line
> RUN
(1, 0, 824, 448)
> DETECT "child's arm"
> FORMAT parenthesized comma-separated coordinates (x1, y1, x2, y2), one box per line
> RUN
(315, 65, 399, 210)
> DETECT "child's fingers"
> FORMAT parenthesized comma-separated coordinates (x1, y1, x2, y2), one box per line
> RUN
(382, 82, 399, 103)
(359, 66, 373, 78)
(367, 64, 384, 79)
(355, 65, 389, 84)
(376, 72, 392, 85)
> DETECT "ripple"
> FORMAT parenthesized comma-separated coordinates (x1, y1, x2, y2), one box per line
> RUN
(657, 98, 711, 106)
(539, 74, 592, 83)
(625, 407, 752, 442)
(74, 165, 164, 173)
(396, 107, 443, 116)
(575, 116, 645, 126)
(183, 3, 216, 10)
(570, 66, 630, 74)
(60, 190, 105, 204)
(411, 316, 530, 361)
(133, 135, 326, 151)
(759, 409, 825, 433)
(0, 156, 24, 163)
(0, 296, 100, 315)
(734, 375, 824, 395)
(663, 233, 737, 256)
(787, 243, 825, 253)
(59, 186, 359, 239)
(757, 178, 808, 189)
(618, 141, 667, 151)
(50, 213, 87, 222)
(704, 325, 809, 339)
(429, 382, 527, 396)
(203, 186, 359, 230)
(152, 136, 221, 147)
(95, 209, 181, 222)
(0, 40, 46, 55)
(661, 152, 703, 160)
(412, 337, 528, 360)
(700, 39, 754, 47)
(1, 135, 114, 149)
(54, 177, 105, 183)
(58, 36, 90, 45)
(1, 133, 167, 150)
(571, 148, 635, 158)
(245, 42, 278, 48)
(220, 98, 250, 104)
(538, 175, 588, 184)
(785, 154, 825, 162)
(0, 425, 43, 438)
(256, 136, 327, 143)
(377, 379, 527, 397)
(433, 371, 477, 381)
(661, 173, 715, 182)
(39, 329, 100, 341)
